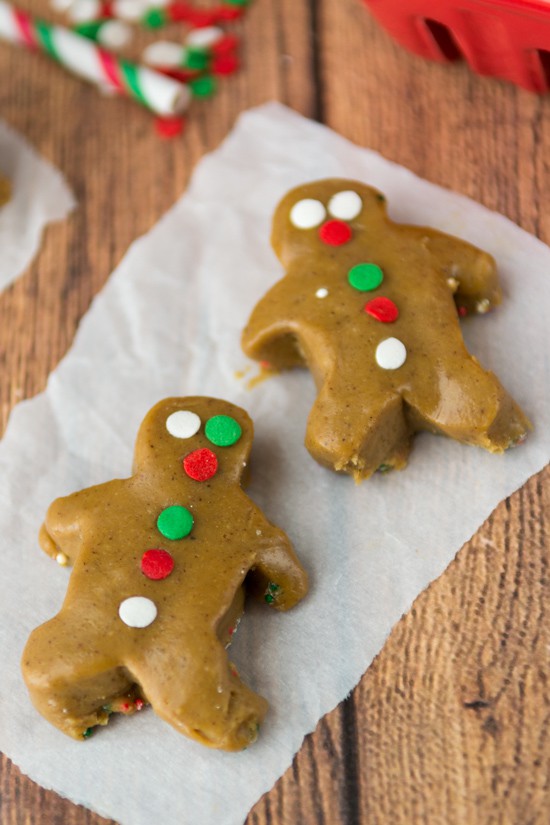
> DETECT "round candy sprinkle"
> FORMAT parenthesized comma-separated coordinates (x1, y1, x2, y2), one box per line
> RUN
(154, 115, 185, 139)
(213, 54, 239, 76)
(190, 75, 217, 98)
(328, 190, 363, 221)
(364, 296, 399, 323)
(68, 0, 101, 23)
(205, 414, 242, 447)
(118, 596, 157, 628)
(143, 40, 185, 68)
(97, 20, 132, 49)
(316, 287, 329, 299)
(141, 548, 174, 580)
(318, 219, 352, 246)
(113, 0, 147, 20)
(186, 26, 223, 48)
(375, 337, 407, 370)
(290, 199, 326, 229)
(348, 262, 383, 291)
(185, 48, 209, 71)
(51, 0, 76, 12)
(142, 7, 166, 27)
(157, 505, 194, 540)
(166, 410, 201, 438)
(183, 447, 218, 481)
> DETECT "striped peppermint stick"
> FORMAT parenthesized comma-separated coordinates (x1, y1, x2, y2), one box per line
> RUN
(0, 1, 190, 115)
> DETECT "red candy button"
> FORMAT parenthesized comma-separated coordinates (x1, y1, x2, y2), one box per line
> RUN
(364, 296, 399, 323)
(154, 116, 186, 139)
(318, 219, 352, 246)
(141, 548, 174, 580)
(183, 447, 218, 481)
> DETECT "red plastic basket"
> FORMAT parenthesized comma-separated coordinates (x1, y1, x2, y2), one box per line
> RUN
(362, 0, 550, 92)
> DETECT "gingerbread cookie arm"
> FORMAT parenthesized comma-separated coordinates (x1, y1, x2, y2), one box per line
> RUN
(39, 482, 116, 565)
(245, 513, 308, 611)
(242, 279, 308, 370)
(412, 227, 501, 314)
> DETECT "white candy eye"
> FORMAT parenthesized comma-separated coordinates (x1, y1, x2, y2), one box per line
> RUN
(328, 190, 363, 221)
(166, 410, 201, 438)
(290, 199, 327, 229)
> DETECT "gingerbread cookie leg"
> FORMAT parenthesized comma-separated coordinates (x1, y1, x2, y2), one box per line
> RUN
(131, 631, 268, 751)
(404, 357, 530, 450)
(22, 613, 131, 740)
(305, 377, 411, 480)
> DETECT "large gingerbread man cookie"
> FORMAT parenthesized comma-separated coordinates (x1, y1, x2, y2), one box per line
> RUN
(22, 397, 308, 750)
(242, 179, 531, 481)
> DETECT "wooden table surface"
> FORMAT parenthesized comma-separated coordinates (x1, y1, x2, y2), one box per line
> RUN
(1, 1, 549, 823)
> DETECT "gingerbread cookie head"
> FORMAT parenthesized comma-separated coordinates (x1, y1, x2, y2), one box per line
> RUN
(243, 179, 530, 481)
(22, 396, 308, 751)
(133, 396, 253, 486)
(271, 179, 388, 267)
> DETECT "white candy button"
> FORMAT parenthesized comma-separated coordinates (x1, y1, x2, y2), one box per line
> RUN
(112, 0, 147, 21)
(143, 40, 185, 68)
(316, 287, 329, 298)
(375, 337, 407, 370)
(166, 410, 201, 438)
(290, 199, 326, 229)
(98, 20, 132, 49)
(186, 26, 223, 48)
(68, 0, 101, 22)
(328, 190, 363, 221)
(119, 596, 157, 628)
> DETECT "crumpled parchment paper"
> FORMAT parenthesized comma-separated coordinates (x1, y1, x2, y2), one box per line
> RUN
(0, 103, 548, 825)
(0, 119, 75, 289)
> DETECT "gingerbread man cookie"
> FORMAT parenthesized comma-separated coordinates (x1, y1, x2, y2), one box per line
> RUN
(22, 397, 308, 750)
(242, 179, 530, 481)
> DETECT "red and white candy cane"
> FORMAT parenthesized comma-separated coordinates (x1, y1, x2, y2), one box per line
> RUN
(0, 0, 190, 116)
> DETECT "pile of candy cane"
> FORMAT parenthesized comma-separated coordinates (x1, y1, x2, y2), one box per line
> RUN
(0, 0, 250, 133)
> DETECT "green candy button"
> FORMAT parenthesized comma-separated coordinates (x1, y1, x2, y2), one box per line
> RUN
(205, 415, 242, 447)
(190, 76, 217, 99)
(157, 505, 194, 540)
(348, 262, 384, 292)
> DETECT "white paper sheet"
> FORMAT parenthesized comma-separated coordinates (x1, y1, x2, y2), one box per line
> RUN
(0, 119, 75, 290)
(0, 103, 548, 825)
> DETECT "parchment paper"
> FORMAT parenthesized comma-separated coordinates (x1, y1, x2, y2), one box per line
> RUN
(0, 119, 75, 290)
(0, 103, 548, 825)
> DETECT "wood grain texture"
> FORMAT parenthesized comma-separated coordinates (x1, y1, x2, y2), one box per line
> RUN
(0, 1, 548, 823)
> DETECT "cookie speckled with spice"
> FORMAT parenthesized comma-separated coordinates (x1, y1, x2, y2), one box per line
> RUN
(22, 397, 308, 751)
(242, 179, 531, 481)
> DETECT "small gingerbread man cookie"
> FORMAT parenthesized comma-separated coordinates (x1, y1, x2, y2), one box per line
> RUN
(242, 179, 530, 481)
(22, 397, 308, 751)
